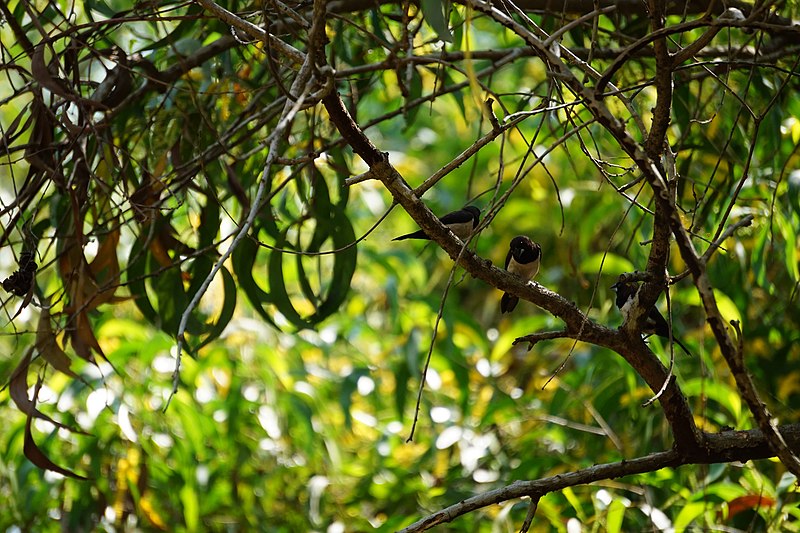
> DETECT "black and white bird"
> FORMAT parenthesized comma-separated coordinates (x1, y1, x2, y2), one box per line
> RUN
(500, 236, 541, 314)
(611, 280, 691, 356)
(392, 205, 481, 242)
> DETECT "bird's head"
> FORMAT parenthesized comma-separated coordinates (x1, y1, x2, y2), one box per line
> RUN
(463, 205, 481, 225)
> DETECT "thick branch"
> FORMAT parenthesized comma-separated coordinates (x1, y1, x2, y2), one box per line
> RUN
(463, 0, 800, 477)
(644, 0, 673, 158)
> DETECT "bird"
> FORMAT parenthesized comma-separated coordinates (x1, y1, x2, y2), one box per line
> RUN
(392, 205, 481, 242)
(500, 236, 541, 313)
(611, 280, 691, 356)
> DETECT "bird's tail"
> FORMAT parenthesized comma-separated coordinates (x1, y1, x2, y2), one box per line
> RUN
(500, 293, 519, 314)
(392, 230, 426, 241)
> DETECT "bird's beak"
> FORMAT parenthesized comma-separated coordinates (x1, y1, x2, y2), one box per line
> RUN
(610, 282, 619, 290)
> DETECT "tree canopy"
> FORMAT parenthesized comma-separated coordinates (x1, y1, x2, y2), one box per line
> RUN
(1, 0, 800, 530)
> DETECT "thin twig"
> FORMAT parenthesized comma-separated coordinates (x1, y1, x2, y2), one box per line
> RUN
(167, 2, 323, 409)
(194, 0, 305, 66)
(407, 231, 480, 442)
(671, 214, 754, 283)
(519, 497, 540, 533)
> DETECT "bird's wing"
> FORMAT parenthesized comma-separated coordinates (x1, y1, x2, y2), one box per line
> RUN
(437, 209, 473, 226)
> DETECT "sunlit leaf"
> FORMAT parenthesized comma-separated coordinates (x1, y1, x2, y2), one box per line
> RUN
(605, 498, 626, 533)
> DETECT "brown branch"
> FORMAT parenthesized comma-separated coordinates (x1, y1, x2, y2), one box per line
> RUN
(671, 214, 755, 284)
(321, 92, 699, 446)
(333, 0, 789, 18)
(194, 0, 305, 66)
(519, 497, 539, 533)
(318, 0, 702, 446)
(513, 329, 575, 349)
(399, 450, 681, 532)
(400, 425, 800, 532)
(462, 0, 800, 476)
(643, 0, 672, 159)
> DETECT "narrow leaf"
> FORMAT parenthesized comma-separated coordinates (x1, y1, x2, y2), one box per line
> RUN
(420, 0, 452, 42)
(36, 307, 81, 381)
(9, 351, 87, 435)
(24, 412, 88, 480)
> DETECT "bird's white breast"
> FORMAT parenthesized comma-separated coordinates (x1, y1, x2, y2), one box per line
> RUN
(508, 256, 540, 280)
(449, 221, 474, 241)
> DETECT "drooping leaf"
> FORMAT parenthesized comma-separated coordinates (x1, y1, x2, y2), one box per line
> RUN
(269, 228, 310, 329)
(788, 170, 800, 216)
(154, 260, 191, 335)
(127, 232, 161, 325)
(231, 231, 279, 328)
(24, 409, 88, 480)
(8, 349, 87, 435)
(309, 208, 357, 323)
(752, 223, 769, 289)
(35, 307, 83, 382)
(420, 0, 452, 42)
(193, 264, 237, 350)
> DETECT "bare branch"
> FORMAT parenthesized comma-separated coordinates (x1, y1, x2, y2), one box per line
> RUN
(519, 497, 539, 533)
(401, 425, 800, 532)
(194, 0, 305, 66)
(513, 329, 575, 349)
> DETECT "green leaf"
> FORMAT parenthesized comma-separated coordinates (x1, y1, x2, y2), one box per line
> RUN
(673, 501, 708, 531)
(444, 70, 466, 118)
(155, 262, 190, 335)
(197, 192, 221, 248)
(683, 378, 743, 425)
(127, 233, 159, 325)
(562, 486, 587, 521)
(392, 360, 411, 422)
(683, 288, 742, 329)
(310, 208, 357, 323)
(269, 229, 310, 329)
(752, 224, 769, 288)
(180, 484, 200, 532)
(84, 0, 119, 18)
(605, 499, 626, 533)
(394, 329, 420, 419)
(788, 170, 800, 216)
(231, 230, 278, 328)
(775, 210, 800, 283)
(195, 265, 237, 350)
(404, 67, 423, 127)
(420, 0, 452, 42)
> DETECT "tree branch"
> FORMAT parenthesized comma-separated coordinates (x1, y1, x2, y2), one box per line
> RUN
(400, 424, 800, 532)
(460, 0, 800, 477)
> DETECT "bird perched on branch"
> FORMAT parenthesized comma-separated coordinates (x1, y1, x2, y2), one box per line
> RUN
(392, 205, 481, 242)
(611, 280, 691, 356)
(500, 236, 541, 313)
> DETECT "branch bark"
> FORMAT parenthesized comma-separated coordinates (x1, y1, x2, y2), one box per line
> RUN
(399, 424, 800, 532)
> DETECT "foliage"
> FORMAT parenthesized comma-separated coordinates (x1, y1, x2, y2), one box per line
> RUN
(0, 0, 799, 530)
